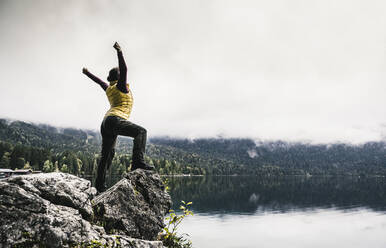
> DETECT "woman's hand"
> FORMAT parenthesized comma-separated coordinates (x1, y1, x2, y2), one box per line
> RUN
(113, 42, 121, 52)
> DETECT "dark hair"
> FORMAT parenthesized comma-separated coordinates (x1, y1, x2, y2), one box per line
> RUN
(107, 67, 119, 82)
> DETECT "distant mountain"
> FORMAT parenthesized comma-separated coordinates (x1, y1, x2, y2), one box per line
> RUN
(0, 118, 385, 176)
(0, 119, 100, 151)
(150, 137, 386, 175)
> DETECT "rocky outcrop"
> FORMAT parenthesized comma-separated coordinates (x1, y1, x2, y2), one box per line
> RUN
(0, 170, 171, 247)
(93, 170, 171, 241)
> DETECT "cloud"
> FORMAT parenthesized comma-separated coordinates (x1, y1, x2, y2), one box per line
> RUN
(0, 0, 385, 143)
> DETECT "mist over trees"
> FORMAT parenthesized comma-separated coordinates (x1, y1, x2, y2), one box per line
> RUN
(0, 119, 385, 181)
(150, 138, 386, 176)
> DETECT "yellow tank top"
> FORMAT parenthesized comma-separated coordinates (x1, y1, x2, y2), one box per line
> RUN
(104, 82, 133, 120)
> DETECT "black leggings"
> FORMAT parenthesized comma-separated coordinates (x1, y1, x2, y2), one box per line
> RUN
(95, 115, 147, 190)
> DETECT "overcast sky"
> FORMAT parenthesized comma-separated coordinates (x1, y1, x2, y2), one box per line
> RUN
(0, 0, 385, 143)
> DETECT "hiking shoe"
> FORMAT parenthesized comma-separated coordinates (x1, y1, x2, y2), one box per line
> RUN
(131, 162, 155, 171)
(95, 183, 107, 194)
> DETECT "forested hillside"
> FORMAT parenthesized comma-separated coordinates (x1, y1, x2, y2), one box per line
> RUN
(0, 118, 385, 180)
(151, 138, 386, 176)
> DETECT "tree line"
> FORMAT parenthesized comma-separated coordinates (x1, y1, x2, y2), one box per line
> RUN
(0, 119, 385, 182)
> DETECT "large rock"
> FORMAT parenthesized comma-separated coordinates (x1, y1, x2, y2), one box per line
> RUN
(93, 170, 172, 240)
(0, 170, 170, 247)
(4, 172, 97, 219)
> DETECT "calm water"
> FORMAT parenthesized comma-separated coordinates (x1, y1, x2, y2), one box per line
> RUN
(167, 176, 386, 248)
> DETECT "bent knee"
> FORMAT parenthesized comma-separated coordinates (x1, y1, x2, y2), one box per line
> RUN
(139, 127, 147, 135)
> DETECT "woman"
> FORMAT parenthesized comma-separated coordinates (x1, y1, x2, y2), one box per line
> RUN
(83, 42, 154, 193)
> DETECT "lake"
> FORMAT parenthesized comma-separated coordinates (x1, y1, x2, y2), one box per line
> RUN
(166, 175, 386, 248)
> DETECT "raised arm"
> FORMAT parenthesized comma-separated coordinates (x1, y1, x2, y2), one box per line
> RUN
(113, 42, 129, 93)
(82, 68, 108, 91)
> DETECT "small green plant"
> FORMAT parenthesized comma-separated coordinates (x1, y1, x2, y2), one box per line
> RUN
(160, 201, 194, 248)
(162, 178, 170, 192)
(69, 239, 107, 248)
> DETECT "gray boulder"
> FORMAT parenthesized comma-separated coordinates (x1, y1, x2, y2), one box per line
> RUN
(5, 172, 97, 219)
(93, 169, 172, 241)
(0, 170, 170, 247)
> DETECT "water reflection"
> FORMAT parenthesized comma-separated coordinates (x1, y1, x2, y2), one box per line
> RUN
(167, 176, 386, 214)
(180, 208, 386, 248)
(87, 174, 386, 247)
